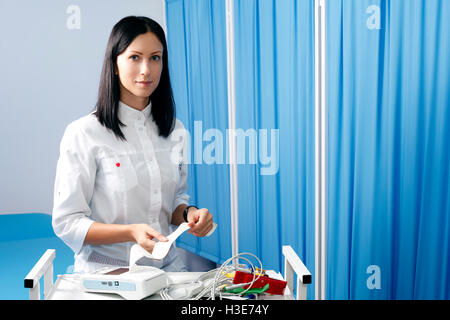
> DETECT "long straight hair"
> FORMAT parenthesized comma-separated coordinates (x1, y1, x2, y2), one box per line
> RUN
(95, 16, 176, 140)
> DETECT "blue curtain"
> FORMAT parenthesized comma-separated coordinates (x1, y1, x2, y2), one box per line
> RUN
(166, 0, 232, 264)
(326, 0, 450, 299)
(166, 1, 316, 298)
(233, 0, 316, 298)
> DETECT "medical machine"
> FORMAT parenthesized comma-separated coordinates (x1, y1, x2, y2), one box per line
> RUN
(80, 265, 168, 300)
(78, 223, 217, 300)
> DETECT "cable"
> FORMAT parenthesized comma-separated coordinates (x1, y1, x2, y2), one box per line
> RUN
(58, 273, 81, 285)
(211, 252, 263, 300)
(159, 252, 265, 300)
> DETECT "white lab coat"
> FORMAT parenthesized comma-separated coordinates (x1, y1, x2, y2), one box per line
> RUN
(52, 101, 190, 273)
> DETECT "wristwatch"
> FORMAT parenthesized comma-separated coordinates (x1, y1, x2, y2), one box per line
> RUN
(183, 205, 198, 222)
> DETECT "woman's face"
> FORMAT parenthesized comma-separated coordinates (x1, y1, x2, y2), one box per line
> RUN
(116, 31, 163, 109)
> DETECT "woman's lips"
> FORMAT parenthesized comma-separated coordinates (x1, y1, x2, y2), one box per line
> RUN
(136, 80, 152, 87)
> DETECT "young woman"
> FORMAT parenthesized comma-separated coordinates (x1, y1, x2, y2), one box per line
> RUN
(52, 16, 213, 273)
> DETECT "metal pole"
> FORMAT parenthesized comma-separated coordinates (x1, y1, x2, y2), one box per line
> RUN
(225, 0, 239, 263)
(315, 0, 327, 300)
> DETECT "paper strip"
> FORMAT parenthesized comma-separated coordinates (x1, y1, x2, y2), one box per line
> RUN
(129, 223, 217, 270)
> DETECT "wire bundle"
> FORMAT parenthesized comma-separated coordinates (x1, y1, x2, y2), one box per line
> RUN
(160, 252, 264, 300)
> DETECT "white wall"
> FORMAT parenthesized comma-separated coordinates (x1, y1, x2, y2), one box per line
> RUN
(0, 0, 166, 214)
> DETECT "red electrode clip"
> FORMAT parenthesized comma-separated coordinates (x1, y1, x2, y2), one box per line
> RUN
(232, 271, 288, 295)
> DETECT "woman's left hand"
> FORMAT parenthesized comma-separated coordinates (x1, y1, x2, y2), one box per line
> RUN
(186, 208, 213, 237)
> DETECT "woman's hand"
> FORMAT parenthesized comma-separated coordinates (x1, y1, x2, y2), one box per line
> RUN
(186, 208, 214, 237)
(130, 224, 168, 254)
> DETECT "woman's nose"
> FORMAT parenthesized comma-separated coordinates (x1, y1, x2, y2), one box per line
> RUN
(140, 60, 151, 77)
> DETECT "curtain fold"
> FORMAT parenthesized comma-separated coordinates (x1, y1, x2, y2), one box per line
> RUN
(233, 0, 316, 299)
(166, 0, 231, 264)
(326, 0, 450, 299)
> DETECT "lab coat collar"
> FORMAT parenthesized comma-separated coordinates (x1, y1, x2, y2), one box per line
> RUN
(118, 100, 152, 125)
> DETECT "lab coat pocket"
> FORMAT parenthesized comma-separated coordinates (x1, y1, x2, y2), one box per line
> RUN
(99, 155, 138, 192)
(168, 147, 183, 184)
(172, 158, 182, 184)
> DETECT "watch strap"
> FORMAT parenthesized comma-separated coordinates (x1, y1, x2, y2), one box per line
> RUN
(183, 205, 198, 222)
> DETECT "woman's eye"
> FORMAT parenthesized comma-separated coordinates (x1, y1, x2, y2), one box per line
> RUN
(130, 55, 139, 61)
(151, 55, 161, 61)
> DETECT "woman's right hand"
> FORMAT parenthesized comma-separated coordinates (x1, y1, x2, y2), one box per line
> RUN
(130, 224, 168, 254)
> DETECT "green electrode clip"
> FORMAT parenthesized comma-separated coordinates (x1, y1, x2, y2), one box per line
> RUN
(224, 283, 270, 295)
